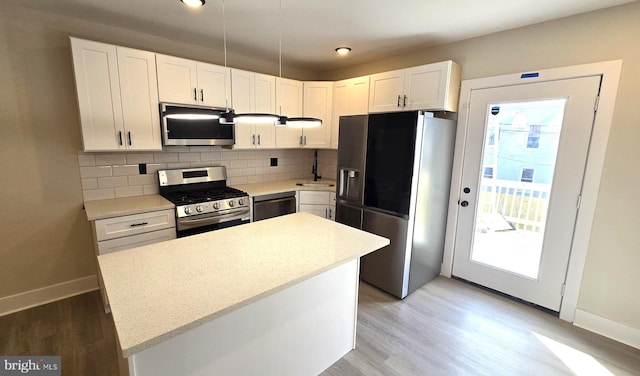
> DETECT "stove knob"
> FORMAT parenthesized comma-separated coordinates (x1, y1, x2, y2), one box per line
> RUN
(238, 198, 245, 206)
(196, 205, 204, 213)
(184, 207, 193, 215)
(213, 202, 220, 210)
(228, 200, 235, 207)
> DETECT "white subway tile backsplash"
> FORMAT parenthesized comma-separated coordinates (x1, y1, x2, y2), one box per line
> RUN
(115, 186, 144, 198)
(83, 188, 115, 201)
(98, 176, 129, 189)
(80, 166, 112, 178)
(113, 165, 140, 176)
(128, 174, 155, 186)
(126, 153, 155, 164)
(77, 154, 96, 167)
(178, 153, 201, 162)
(81, 178, 98, 190)
(95, 154, 126, 166)
(200, 151, 221, 161)
(154, 153, 178, 163)
(79, 149, 334, 201)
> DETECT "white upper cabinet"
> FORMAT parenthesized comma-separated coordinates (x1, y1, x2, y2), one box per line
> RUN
(368, 60, 461, 113)
(302, 81, 333, 149)
(231, 69, 276, 149)
(156, 54, 231, 108)
(332, 76, 369, 149)
(275, 77, 304, 148)
(70, 38, 161, 151)
(275, 80, 333, 149)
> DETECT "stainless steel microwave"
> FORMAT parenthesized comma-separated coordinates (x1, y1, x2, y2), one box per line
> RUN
(160, 103, 235, 147)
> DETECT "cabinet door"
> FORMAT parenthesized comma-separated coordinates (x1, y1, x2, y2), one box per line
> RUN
(368, 69, 404, 113)
(299, 204, 330, 219)
(332, 80, 350, 149)
(231, 69, 256, 149)
(254, 73, 277, 148)
(70, 38, 124, 151)
(117, 47, 162, 150)
(276, 78, 304, 148)
(404, 61, 460, 111)
(302, 82, 332, 149)
(156, 54, 198, 105)
(197, 62, 231, 108)
(350, 76, 370, 114)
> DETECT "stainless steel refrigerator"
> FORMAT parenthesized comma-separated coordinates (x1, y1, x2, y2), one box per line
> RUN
(336, 112, 456, 298)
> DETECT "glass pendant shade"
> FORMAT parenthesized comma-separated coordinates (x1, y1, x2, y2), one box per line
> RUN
(283, 117, 323, 128)
(234, 113, 281, 124)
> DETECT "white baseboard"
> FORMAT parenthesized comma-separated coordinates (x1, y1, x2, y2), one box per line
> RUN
(573, 309, 640, 349)
(0, 275, 99, 317)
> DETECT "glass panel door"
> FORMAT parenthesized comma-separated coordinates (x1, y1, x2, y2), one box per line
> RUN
(471, 99, 566, 279)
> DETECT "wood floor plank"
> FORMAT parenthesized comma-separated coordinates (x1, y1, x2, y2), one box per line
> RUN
(0, 277, 638, 375)
(322, 277, 640, 376)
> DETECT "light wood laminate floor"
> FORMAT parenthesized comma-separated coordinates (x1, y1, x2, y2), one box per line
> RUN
(1, 277, 638, 375)
(323, 277, 640, 375)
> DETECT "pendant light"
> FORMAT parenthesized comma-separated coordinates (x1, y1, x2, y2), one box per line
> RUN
(274, 0, 322, 128)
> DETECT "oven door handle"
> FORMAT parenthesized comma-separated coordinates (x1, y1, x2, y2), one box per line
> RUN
(177, 208, 250, 230)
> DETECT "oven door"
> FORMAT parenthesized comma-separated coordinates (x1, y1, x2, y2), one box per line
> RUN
(176, 208, 250, 237)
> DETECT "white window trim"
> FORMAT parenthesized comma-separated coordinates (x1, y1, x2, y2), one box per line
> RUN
(441, 60, 623, 323)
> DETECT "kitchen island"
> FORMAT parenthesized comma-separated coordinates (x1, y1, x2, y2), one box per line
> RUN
(98, 212, 389, 376)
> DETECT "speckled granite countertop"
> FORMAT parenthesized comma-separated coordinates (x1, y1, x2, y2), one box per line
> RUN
(98, 212, 388, 358)
(84, 195, 174, 221)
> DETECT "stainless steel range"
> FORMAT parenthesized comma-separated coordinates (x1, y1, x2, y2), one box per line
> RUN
(158, 166, 250, 237)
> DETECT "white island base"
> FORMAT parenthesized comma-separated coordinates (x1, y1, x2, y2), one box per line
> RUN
(127, 259, 359, 376)
(98, 213, 389, 376)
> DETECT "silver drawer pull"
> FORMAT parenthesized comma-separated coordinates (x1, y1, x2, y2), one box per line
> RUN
(130, 222, 149, 227)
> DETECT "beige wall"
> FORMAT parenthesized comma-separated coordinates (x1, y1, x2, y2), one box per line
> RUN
(322, 3, 640, 330)
(1, 0, 638, 332)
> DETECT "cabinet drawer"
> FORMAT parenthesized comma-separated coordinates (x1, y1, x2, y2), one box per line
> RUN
(97, 228, 176, 255)
(299, 191, 331, 205)
(94, 209, 175, 242)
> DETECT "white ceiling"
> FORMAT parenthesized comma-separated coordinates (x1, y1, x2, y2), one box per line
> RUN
(13, 0, 636, 72)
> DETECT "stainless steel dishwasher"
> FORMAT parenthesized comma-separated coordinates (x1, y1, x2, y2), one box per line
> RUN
(252, 191, 297, 221)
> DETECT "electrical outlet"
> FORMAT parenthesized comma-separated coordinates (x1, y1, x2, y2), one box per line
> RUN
(139, 163, 147, 174)
(270, 158, 278, 166)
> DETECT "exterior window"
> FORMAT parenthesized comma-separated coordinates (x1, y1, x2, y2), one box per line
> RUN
(488, 129, 495, 146)
(527, 125, 541, 148)
(483, 167, 494, 178)
(521, 168, 535, 183)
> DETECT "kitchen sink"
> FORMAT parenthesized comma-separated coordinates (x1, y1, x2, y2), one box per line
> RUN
(296, 181, 335, 187)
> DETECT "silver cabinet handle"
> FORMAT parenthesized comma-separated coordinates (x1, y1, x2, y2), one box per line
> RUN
(329, 208, 332, 219)
(118, 131, 123, 146)
(299, 135, 303, 145)
(130, 222, 148, 227)
(252, 135, 256, 145)
(257, 135, 261, 145)
(200, 89, 204, 102)
(127, 131, 132, 146)
(397, 95, 401, 107)
(194, 88, 197, 101)
(403, 95, 408, 107)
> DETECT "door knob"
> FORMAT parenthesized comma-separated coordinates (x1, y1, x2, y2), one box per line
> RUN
(460, 201, 469, 207)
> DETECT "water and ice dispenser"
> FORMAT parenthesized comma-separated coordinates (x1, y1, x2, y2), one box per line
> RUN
(339, 168, 361, 201)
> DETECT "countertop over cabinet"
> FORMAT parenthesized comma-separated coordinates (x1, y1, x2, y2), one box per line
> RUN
(84, 195, 174, 221)
(98, 212, 389, 358)
(232, 179, 336, 197)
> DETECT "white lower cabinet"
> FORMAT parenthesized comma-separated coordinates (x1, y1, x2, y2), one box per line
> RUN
(298, 191, 336, 220)
(92, 209, 176, 311)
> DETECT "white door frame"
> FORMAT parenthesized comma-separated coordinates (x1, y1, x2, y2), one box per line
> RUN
(441, 60, 623, 322)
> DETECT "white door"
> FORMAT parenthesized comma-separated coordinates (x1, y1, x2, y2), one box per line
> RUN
(452, 76, 601, 311)
(156, 54, 198, 105)
(196, 62, 230, 108)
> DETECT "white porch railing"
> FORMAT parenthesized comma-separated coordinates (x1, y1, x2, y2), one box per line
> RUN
(478, 178, 551, 232)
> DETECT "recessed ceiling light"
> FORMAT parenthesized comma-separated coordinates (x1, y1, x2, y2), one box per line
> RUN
(335, 47, 352, 56)
(180, 0, 205, 8)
